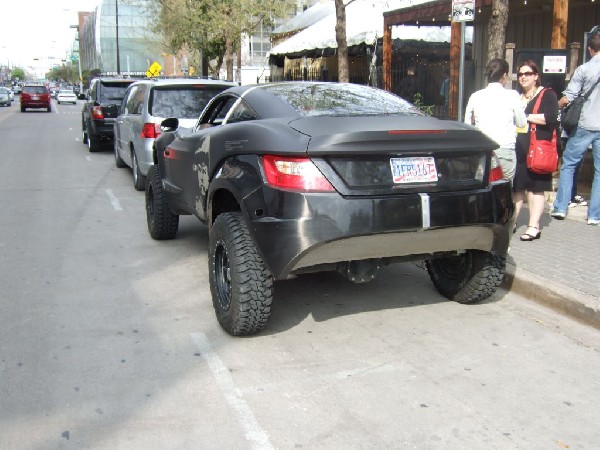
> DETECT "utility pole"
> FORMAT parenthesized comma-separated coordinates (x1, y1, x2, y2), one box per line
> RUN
(115, 0, 121, 75)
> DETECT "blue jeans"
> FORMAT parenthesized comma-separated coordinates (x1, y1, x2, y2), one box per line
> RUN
(553, 127, 600, 220)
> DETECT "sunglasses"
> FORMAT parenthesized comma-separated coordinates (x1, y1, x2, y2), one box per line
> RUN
(517, 71, 536, 77)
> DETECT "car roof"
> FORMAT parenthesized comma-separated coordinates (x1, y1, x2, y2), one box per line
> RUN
(128, 78, 238, 89)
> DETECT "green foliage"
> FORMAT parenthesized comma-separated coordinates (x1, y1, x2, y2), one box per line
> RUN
(11, 67, 25, 81)
(412, 93, 433, 115)
(149, 0, 295, 77)
(45, 64, 79, 84)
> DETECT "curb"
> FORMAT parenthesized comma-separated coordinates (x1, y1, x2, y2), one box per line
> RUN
(502, 263, 600, 330)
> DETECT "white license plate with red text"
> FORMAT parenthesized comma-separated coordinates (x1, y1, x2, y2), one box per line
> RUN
(390, 157, 438, 183)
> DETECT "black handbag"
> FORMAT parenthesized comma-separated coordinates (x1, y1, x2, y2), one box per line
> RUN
(561, 75, 600, 132)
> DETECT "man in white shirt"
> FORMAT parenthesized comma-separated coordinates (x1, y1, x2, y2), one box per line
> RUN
(465, 58, 527, 179)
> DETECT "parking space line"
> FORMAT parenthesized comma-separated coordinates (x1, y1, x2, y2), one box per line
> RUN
(191, 332, 273, 450)
(105, 189, 122, 211)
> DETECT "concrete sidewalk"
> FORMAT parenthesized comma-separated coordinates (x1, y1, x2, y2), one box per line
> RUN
(502, 197, 600, 329)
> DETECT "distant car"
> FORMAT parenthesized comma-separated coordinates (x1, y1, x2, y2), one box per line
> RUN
(147, 82, 513, 335)
(0, 87, 12, 107)
(13, 84, 22, 94)
(82, 77, 135, 152)
(56, 89, 78, 104)
(20, 84, 51, 112)
(114, 78, 237, 190)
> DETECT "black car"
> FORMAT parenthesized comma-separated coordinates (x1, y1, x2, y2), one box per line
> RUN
(82, 77, 135, 151)
(147, 82, 514, 336)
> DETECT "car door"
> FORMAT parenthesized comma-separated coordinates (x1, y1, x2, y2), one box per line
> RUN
(165, 95, 239, 216)
(115, 85, 136, 160)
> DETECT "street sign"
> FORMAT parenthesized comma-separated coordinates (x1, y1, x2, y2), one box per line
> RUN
(452, 0, 475, 22)
(146, 61, 162, 77)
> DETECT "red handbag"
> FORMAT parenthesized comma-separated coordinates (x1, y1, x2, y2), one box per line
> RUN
(527, 89, 558, 174)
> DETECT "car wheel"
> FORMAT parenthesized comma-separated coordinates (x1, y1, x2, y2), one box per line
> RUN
(87, 134, 100, 152)
(21, 106, 26, 112)
(145, 165, 179, 240)
(82, 125, 88, 145)
(47, 105, 51, 112)
(209, 212, 274, 336)
(426, 250, 505, 304)
(114, 141, 126, 168)
(132, 150, 146, 191)
(57, 100, 61, 105)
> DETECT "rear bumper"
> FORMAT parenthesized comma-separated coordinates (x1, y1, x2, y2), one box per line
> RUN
(89, 119, 116, 142)
(22, 101, 50, 108)
(242, 181, 514, 280)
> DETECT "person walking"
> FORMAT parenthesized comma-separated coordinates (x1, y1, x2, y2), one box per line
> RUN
(551, 33, 600, 225)
(513, 60, 559, 241)
(397, 66, 418, 103)
(464, 58, 526, 180)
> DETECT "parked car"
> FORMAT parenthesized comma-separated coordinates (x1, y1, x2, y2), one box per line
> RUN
(0, 87, 12, 107)
(20, 84, 51, 112)
(13, 84, 22, 95)
(56, 89, 78, 104)
(81, 77, 135, 151)
(114, 78, 237, 190)
(146, 82, 514, 336)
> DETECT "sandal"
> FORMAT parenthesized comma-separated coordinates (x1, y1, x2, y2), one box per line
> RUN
(520, 226, 541, 241)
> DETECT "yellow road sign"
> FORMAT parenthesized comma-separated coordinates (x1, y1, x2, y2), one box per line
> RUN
(146, 61, 162, 77)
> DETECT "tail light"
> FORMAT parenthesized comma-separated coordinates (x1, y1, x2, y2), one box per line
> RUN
(262, 155, 334, 192)
(489, 152, 505, 182)
(141, 123, 161, 139)
(92, 106, 104, 120)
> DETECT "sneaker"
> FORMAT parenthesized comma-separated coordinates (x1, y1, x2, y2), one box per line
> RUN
(588, 218, 600, 226)
(550, 210, 566, 219)
(569, 195, 588, 208)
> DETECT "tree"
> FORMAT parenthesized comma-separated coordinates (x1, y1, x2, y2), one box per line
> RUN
(487, 0, 509, 60)
(149, 0, 294, 80)
(11, 67, 25, 82)
(334, 0, 349, 83)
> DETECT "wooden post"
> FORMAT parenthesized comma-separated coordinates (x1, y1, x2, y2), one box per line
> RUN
(505, 43, 516, 89)
(383, 23, 392, 92)
(551, 0, 568, 49)
(449, 21, 461, 121)
(567, 42, 581, 81)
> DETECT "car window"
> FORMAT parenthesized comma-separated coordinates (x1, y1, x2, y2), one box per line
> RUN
(261, 83, 423, 117)
(123, 86, 138, 114)
(99, 82, 131, 103)
(226, 100, 259, 124)
(23, 86, 48, 95)
(149, 86, 227, 119)
(199, 96, 238, 127)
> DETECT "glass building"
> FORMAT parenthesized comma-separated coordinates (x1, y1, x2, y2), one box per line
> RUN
(80, 0, 163, 76)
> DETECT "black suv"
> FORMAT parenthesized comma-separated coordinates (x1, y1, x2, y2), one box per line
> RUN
(82, 77, 134, 152)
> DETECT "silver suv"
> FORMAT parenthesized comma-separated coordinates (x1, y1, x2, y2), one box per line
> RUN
(114, 78, 237, 190)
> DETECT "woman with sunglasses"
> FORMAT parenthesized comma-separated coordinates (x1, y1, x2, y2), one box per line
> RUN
(513, 60, 559, 241)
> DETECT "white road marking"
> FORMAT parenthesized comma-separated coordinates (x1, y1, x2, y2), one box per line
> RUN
(105, 189, 122, 211)
(191, 332, 274, 450)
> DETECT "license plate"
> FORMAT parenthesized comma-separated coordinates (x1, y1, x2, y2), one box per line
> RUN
(390, 157, 438, 183)
(32, 96, 39, 100)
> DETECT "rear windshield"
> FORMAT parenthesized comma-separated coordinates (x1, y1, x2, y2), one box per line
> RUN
(149, 86, 228, 119)
(99, 82, 132, 103)
(23, 86, 48, 95)
(261, 83, 423, 118)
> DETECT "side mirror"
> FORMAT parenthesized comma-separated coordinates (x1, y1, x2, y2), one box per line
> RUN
(160, 117, 179, 133)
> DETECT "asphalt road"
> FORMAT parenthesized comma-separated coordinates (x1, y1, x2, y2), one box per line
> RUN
(1, 98, 599, 449)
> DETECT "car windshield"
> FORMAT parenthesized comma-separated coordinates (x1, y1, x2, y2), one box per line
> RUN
(99, 83, 131, 102)
(150, 86, 228, 119)
(23, 86, 47, 95)
(261, 83, 423, 117)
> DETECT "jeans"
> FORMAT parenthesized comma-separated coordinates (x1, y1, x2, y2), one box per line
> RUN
(553, 127, 600, 220)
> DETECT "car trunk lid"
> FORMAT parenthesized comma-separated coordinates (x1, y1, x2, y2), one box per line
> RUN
(289, 116, 499, 196)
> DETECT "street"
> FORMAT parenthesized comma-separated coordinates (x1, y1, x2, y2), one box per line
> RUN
(1, 98, 600, 449)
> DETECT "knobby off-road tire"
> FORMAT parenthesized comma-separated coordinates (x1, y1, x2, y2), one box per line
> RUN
(209, 212, 274, 336)
(145, 165, 179, 240)
(426, 250, 505, 304)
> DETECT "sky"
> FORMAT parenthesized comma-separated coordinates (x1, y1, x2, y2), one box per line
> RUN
(0, 0, 101, 77)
